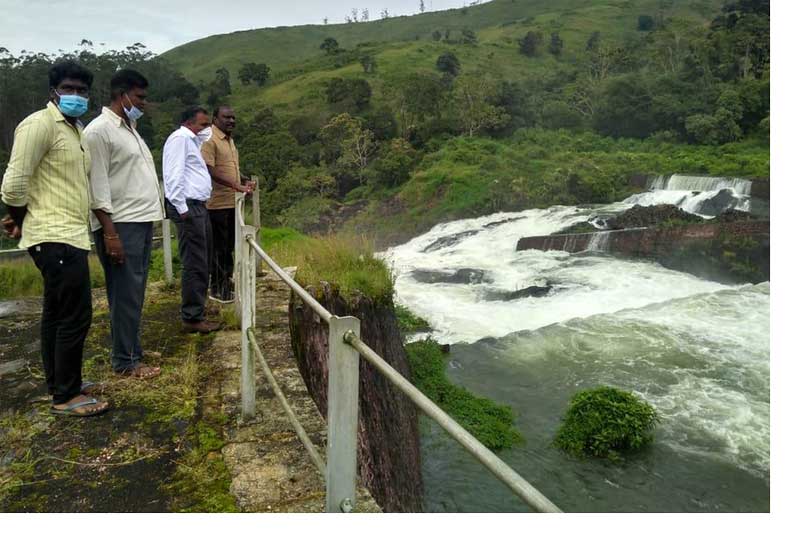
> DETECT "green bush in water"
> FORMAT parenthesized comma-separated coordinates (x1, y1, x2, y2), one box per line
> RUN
(554, 386, 658, 460)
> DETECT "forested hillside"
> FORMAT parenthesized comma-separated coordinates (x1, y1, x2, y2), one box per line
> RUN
(0, 0, 770, 246)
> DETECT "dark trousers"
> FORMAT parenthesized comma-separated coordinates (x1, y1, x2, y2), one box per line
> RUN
(209, 208, 235, 300)
(94, 222, 153, 372)
(165, 199, 212, 322)
(28, 243, 92, 404)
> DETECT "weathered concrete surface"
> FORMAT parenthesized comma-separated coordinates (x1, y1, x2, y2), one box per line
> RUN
(516, 221, 770, 284)
(213, 272, 380, 513)
(289, 284, 423, 512)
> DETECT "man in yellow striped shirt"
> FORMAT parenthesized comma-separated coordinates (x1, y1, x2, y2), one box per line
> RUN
(1, 61, 109, 417)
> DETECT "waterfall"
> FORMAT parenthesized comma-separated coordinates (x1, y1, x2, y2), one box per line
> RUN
(649, 174, 753, 195)
(584, 231, 611, 253)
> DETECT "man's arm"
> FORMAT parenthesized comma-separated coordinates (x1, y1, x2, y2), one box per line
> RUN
(206, 165, 252, 193)
(1, 115, 52, 236)
(163, 135, 189, 218)
(85, 127, 125, 264)
(200, 137, 250, 194)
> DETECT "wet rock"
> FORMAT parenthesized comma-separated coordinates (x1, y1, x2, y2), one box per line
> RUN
(483, 217, 523, 229)
(411, 268, 491, 285)
(610, 205, 703, 229)
(697, 189, 740, 216)
(483, 284, 554, 302)
(422, 230, 479, 252)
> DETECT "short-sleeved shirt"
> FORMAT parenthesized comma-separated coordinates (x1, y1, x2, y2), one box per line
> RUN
(201, 125, 240, 210)
(1, 101, 92, 250)
(84, 107, 164, 231)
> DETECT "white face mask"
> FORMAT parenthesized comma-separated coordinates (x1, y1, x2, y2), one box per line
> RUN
(197, 127, 212, 143)
(123, 94, 144, 121)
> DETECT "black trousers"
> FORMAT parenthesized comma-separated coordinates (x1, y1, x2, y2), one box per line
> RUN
(166, 199, 212, 322)
(28, 243, 92, 405)
(94, 222, 153, 372)
(209, 208, 235, 300)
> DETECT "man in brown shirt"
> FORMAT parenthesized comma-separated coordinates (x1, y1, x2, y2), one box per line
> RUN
(201, 106, 254, 302)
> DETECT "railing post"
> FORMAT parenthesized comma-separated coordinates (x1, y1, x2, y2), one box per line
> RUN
(240, 225, 258, 421)
(325, 316, 361, 513)
(162, 218, 173, 285)
(234, 192, 245, 321)
(250, 176, 263, 276)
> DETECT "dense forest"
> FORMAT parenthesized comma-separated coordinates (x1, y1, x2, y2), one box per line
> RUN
(0, 0, 770, 246)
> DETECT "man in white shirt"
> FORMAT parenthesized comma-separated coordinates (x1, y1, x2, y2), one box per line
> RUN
(162, 106, 221, 333)
(84, 69, 164, 379)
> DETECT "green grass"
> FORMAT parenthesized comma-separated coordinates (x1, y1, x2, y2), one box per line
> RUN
(0, 255, 105, 299)
(405, 339, 522, 450)
(395, 304, 431, 334)
(259, 227, 394, 304)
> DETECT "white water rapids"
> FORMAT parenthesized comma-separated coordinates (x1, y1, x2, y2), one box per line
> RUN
(381, 183, 769, 503)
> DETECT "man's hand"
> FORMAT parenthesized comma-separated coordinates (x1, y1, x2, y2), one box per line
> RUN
(104, 236, 126, 265)
(180, 212, 190, 221)
(235, 183, 254, 195)
(1, 215, 21, 240)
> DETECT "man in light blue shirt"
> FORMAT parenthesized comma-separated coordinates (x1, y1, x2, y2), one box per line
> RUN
(163, 106, 221, 333)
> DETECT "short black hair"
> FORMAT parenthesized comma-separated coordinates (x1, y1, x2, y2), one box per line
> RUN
(212, 105, 233, 118)
(180, 106, 209, 124)
(110, 69, 149, 99)
(49, 61, 94, 89)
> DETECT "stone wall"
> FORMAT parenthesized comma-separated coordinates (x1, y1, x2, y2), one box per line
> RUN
(288, 284, 423, 512)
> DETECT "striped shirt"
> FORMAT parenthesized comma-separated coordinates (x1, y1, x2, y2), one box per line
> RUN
(84, 107, 164, 231)
(1, 101, 92, 250)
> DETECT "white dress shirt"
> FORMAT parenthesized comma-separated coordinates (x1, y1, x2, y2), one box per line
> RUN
(84, 107, 165, 231)
(162, 126, 212, 215)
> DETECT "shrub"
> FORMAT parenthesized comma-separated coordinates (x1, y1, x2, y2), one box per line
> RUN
(405, 339, 523, 450)
(554, 386, 659, 460)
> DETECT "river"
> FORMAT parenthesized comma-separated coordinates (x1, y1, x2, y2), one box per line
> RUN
(380, 177, 769, 512)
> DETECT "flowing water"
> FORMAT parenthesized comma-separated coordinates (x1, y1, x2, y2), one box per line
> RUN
(380, 182, 769, 512)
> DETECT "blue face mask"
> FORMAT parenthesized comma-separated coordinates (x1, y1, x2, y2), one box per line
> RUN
(123, 94, 144, 121)
(55, 91, 89, 117)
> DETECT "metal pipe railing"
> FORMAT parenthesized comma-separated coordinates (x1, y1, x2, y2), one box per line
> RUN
(344, 332, 562, 513)
(233, 184, 562, 514)
(248, 327, 327, 478)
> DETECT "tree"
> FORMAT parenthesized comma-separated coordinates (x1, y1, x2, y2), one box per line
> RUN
(325, 77, 372, 111)
(549, 32, 564, 57)
(586, 31, 601, 52)
(452, 75, 510, 136)
(519, 31, 543, 57)
(320, 113, 376, 182)
(208, 67, 231, 106)
(321, 37, 340, 55)
(362, 8, 369, 22)
(372, 138, 416, 187)
(461, 29, 478, 45)
(638, 15, 655, 31)
(238, 63, 270, 86)
(381, 8, 390, 19)
(436, 52, 461, 77)
(360, 54, 377, 74)
(419, 1, 426, 13)
(386, 72, 447, 137)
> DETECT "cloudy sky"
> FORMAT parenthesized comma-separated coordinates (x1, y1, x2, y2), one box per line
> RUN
(0, 0, 475, 56)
